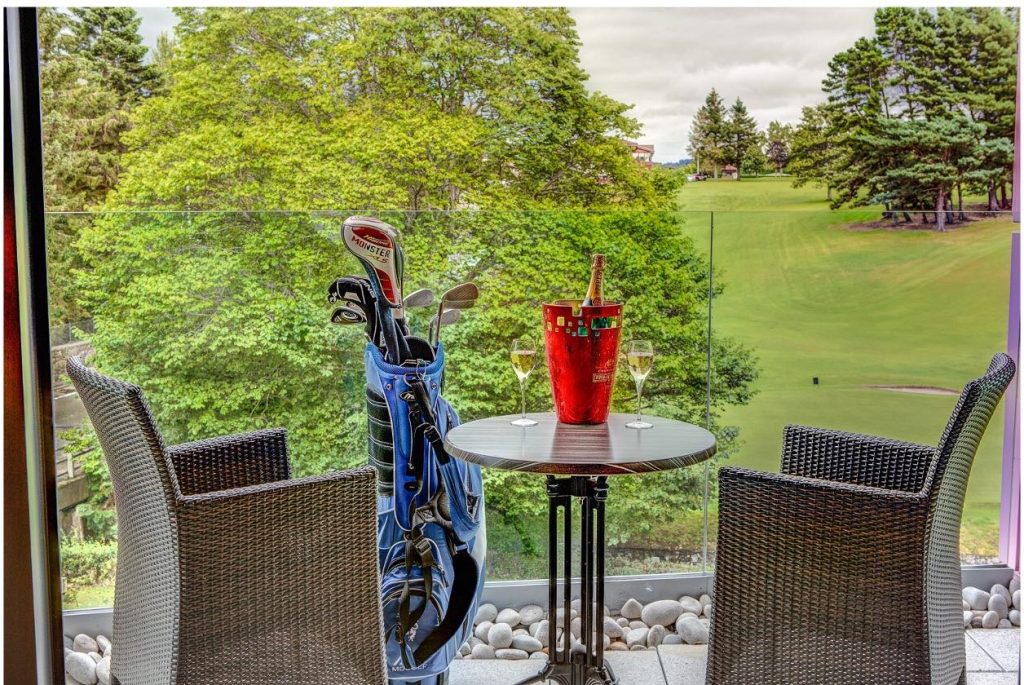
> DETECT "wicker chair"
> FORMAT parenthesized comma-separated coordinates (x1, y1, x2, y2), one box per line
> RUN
(707, 352, 1015, 685)
(67, 356, 387, 685)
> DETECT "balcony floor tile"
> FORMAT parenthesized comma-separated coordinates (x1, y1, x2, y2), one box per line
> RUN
(449, 630, 1019, 684)
(967, 629, 1020, 673)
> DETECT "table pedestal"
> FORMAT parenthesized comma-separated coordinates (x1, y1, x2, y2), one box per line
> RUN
(515, 476, 617, 685)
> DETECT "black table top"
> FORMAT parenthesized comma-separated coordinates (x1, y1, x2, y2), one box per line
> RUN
(443, 412, 716, 476)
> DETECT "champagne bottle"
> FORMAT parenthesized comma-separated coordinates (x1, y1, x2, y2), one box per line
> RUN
(581, 254, 605, 307)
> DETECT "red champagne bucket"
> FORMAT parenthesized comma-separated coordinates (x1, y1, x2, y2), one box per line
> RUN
(543, 300, 623, 424)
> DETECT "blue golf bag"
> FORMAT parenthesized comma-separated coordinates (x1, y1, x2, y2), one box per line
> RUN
(364, 342, 486, 684)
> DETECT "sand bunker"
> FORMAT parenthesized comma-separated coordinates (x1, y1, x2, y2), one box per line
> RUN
(867, 385, 958, 396)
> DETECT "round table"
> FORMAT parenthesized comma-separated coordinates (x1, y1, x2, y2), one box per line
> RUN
(444, 412, 716, 685)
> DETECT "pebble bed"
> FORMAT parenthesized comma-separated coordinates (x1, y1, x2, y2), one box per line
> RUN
(961, 578, 1022, 630)
(62, 579, 1021, 677)
(62, 633, 111, 685)
(456, 594, 715, 661)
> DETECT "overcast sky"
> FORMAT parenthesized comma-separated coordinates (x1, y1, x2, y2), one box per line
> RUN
(137, 7, 877, 163)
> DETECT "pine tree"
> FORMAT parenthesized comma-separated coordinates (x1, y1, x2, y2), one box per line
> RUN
(725, 98, 759, 180)
(817, 7, 1016, 225)
(789, 104, 843, 202)
(687, 89, 728, 178)
(39, 8, 131, 322)
(69, 8, 162, 103)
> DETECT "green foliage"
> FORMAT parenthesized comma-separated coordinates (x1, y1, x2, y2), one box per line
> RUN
(60, 536, 117, 587)
(794, 7, 1018, 227)
(110, 7, 664, 212)
(40, 7, 156, 323)
(789, 104, 842, 200)
(764, 121, 792, 174)
(724, 98, 760, 178)
(687, 88, 728, 178)
(65, 8, 758, 559)
(69, 8, 162, 102)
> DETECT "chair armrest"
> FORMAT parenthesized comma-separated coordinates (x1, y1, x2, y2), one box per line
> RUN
(709, 466, 932, 683)
(174, 466, 386, 684)
(780, 424, 935, 492)
(167, 428, 291, 495)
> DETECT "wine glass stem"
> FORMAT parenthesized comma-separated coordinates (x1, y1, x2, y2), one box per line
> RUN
(635, 378, 644, 422)
(520, 378, 527, 420)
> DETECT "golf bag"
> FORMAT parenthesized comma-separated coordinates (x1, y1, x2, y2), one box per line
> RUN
(364, 341, 486, 684)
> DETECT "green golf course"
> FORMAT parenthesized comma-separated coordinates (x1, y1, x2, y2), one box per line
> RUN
(678, 176, 1016, 558)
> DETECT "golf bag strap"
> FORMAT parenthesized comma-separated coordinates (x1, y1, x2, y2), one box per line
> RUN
(397, 528, 435, 668)
(413, 545, 480, 664)
(404, 378, 451, 465)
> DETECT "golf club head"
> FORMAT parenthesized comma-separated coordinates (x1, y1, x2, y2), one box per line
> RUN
(342, 216, 407, 362)
(342, 216, 404, 312)
(439, 308, 461, 327)
(328, 276, 372, 305)
(434, 282, 479, 347)
(403, 288, 434, 309)
(331, 305, 366, 325)
(440, 282, 479, 305)
(440, 296, 477, 310)
(429, 308, 462, 349)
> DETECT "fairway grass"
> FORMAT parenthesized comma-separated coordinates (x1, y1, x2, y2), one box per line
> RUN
(678, 177, 1015, 558)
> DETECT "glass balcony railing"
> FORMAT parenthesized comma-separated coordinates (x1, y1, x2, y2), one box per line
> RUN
(46, 207, 1016, 610)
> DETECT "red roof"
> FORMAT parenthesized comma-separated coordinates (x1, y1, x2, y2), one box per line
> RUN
(623, 140, 655, 154)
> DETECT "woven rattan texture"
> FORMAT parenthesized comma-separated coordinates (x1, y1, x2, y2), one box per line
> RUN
(68, 357, 387, 684)
(68, 357, 182, 685)
(707, 353, 1014, 685)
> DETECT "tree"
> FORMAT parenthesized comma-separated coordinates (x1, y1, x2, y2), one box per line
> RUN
(39, 8, 132, 322)
(857, 115, 983, 231)
(764, 121, 792, 174)
(76, 8, 758, 549)
(724, 98, 759, 180)
(935, 7, 1017, 210)
(113, 8, 663, 212)
(687, 89, 728, 178)
(815, 7, 1017, 225)
(789, 104, 843, 201)
(742, 131, 768, 177)
(150, 31, 176, 94)
(69, 8, 162, 103)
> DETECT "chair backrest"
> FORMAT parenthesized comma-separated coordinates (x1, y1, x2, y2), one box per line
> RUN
(924, 352, 1015, 681)
(66, 356, 181, 684)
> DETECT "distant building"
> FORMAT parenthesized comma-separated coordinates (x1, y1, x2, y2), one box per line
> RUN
(722, 164, 738, 179)
(623, 140, 655, 168)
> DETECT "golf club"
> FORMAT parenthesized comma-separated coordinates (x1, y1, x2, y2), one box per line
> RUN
(331, 304, 366, 325)
(342, 216, 410, 363)
(431, 283, 479, 348)
(403, 288, 434, 310)
(428, 308, 462, 348)
(328, 276, 380, 348)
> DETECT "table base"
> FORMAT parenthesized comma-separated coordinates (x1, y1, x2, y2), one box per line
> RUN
(512, 655, 617, 685)
(517, 475, 616, 685)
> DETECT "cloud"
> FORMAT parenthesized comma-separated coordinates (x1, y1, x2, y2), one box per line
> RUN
(570, 8, 877, 161)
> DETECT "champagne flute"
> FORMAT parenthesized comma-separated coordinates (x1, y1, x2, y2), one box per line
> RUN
(510, 337, 539, 427)
(625, 340, 654, 429)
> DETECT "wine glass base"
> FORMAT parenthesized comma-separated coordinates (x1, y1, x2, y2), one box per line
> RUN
(511, 417, 539, 427)
(625, 420, 654, 430)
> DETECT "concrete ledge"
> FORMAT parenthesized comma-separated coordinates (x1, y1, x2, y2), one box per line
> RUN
(66, 565, 1015, 639)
